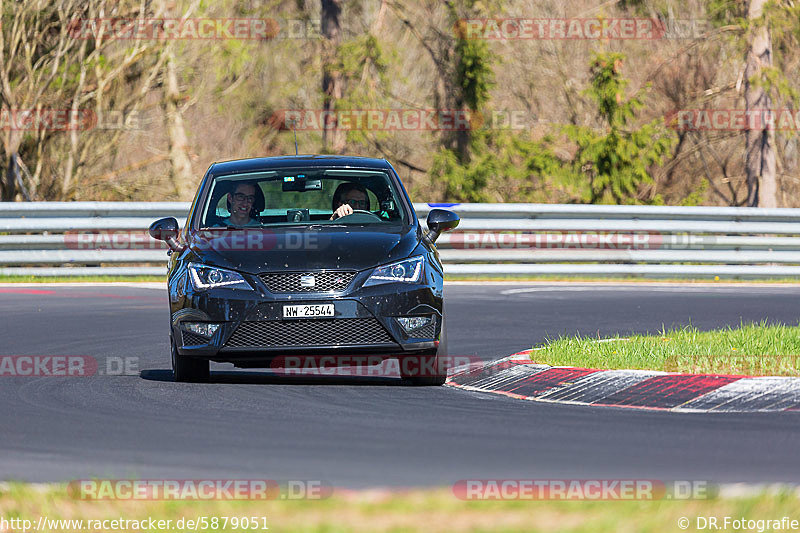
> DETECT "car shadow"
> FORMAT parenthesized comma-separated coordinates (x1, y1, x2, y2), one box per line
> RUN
(139, 369, 406, 386)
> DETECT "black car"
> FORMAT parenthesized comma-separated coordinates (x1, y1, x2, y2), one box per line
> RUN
(149, 155, 459, 385)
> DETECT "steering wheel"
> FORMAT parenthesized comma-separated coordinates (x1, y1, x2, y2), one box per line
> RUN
(337, 209, 383, 221)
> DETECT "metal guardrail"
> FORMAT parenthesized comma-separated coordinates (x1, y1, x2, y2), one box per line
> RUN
(3, 202, 800, 278)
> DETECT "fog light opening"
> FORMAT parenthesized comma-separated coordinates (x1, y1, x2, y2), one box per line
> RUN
(397, 315, 433, 333)
(182, 322, 220, 338)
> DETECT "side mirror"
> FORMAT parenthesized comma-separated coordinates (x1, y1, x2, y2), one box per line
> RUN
(425, 208, 460, 243)
(149, 217, 185, 253)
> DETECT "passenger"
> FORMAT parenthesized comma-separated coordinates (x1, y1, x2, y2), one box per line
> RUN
(223, 182, 261, 227)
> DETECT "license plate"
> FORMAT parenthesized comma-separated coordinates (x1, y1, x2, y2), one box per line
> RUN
(283, 304, 335, 318)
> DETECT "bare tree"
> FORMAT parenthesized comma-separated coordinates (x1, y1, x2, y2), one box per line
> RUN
(0, 0, 170, 200)
(0, 0, 77, 199)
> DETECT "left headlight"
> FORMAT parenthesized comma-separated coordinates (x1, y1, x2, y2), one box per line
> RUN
(188, 262, 252, 290)
(364, 256, 424, 287)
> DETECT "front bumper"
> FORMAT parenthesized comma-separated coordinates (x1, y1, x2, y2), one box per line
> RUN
(170, 279, 442, 363)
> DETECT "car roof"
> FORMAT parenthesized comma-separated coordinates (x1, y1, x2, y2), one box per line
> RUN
(209, 155, 393, 175)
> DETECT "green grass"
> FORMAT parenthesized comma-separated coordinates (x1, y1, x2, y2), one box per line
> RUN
(533, 321, 800, 375)
(1, 483, 799, 532)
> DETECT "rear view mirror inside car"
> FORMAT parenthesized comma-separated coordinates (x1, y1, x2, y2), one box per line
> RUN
(282, 175, 322, 192)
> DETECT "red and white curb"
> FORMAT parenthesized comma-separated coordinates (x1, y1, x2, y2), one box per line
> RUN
(445, 350, 800, 413)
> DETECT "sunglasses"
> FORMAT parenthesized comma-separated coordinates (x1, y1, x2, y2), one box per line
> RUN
(345, 199, 369, 209)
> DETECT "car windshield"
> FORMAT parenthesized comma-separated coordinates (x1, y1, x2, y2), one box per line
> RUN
(199, 168, 409, 228)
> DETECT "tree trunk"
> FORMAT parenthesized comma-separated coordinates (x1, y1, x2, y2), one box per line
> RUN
(163, 44, 194, 199)
(1, 128, 22, 201)
(434, 38, 469, 162)
(454, 91, 470, 164)
(61, 39, 89, 200)
(321, 0, 345, 154)
(3, 152, 18, 201)
(744, 0, 777, 207)
(446, 7, 470, 164)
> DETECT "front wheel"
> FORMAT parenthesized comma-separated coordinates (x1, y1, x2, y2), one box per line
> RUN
(401, 353, 447, 386)
(171, 334, 210, 383)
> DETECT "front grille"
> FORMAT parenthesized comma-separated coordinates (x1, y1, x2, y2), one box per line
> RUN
(259, 271, 356, 293)
(226, 318, 393, 347)
(406, 316, 437, 339)
(181, 331, 208, 346)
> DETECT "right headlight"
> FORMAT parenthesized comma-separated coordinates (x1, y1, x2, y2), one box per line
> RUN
(364, 256, 423, 287)
(188, 262, 252, 291)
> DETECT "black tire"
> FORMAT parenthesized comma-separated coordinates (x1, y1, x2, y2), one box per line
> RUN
(402, 312, 448, 386)
(171, 334, 210, 383)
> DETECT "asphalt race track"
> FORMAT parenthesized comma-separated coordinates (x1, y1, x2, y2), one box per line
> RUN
(1, 282, 800, 486)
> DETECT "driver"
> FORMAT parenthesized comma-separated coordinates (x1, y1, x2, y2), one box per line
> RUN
(222, 182, 261, 227)
(330, 183, 369, 220)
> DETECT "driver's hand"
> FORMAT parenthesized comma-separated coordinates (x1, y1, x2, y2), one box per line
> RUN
(330, 204, 353, 220)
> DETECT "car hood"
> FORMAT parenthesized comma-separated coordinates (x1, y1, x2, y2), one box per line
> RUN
(187, 225, 420, 273)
